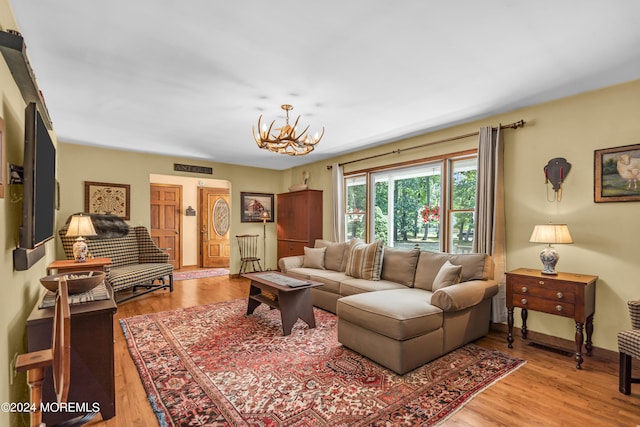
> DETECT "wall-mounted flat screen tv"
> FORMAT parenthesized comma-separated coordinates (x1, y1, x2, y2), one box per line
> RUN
(19, 102, 56, 249)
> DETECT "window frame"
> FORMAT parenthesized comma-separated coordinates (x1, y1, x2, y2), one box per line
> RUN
(343, 149, 477, 253)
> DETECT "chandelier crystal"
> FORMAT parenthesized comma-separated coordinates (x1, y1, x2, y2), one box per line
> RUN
(253, 104, 324, 156)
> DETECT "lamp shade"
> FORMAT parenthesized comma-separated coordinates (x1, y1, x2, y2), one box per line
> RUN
(66, 215, 97, 262)
(66, 215, 97, 237)
(529, 224, 573, 244)
(529, 223, 572, 275)
(259, 210, 271, 221)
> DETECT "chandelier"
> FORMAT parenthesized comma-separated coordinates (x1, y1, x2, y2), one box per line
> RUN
(253, 104, 324, 156)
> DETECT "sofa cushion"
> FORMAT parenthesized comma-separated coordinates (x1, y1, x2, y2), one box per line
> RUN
(314, 240, 350, 271)
(303, 246, 326, 269)
(337, 289, 442, 341)
(380, 247, 420, 287)
(308, 271, 352, 294)
(339, 277, 407, 297)
(414, 251, 492, 291)
(432, 260, 462, 291)
(107, 263, 172, 292)
(286, 267, 315, 280)
(345, 240, 384, 280)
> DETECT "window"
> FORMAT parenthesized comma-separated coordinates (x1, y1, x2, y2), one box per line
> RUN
(345, 175, 367, 240)
(449, 157, 477, 253)
(371, 164, 442, 250)
(343, 153, 477, 253)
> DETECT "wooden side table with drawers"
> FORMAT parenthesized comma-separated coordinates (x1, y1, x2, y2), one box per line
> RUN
(506, 268, 598, 369)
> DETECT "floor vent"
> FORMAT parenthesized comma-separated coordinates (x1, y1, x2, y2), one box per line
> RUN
(527, 341, 574, 357)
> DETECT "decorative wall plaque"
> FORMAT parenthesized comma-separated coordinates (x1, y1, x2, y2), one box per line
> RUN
(174, 163, 213, 174)
(84, 181, 131, 219)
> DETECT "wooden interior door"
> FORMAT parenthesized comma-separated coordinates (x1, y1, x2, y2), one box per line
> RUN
(199, 187, 230, 268)
(150, 184, 181, 270)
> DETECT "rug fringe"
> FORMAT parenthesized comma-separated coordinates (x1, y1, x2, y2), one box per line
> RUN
(434, 358, 527, 426)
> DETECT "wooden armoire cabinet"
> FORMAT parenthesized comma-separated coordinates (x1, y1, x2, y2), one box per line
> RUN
(277, 189, 323, 261)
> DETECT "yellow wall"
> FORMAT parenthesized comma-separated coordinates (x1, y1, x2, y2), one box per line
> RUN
(289, 78, 640, 352)
(57, 144, 282, 272)
(0, 2, 59, 424)
(2, 0, 640, 421)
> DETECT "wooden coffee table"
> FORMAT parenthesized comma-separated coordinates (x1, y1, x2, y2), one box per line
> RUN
(242, 271, 321, 336)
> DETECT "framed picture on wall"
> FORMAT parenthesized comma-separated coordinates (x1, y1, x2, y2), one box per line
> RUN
(240, 192, 274, 222)
(85, 181, 131, 219)
(594, 143, 640, 202)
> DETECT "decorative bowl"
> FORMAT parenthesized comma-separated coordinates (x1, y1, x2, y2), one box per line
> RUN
(40, 271, 106, 295)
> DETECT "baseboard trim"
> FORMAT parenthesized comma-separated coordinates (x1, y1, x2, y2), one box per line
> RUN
(490, 322, 618, 363)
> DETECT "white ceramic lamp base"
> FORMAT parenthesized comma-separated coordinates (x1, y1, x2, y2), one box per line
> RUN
(539, 245, 559, 275)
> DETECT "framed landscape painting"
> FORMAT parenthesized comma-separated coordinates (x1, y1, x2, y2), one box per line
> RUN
(594, 143, 640, 202)
(85, 181, 131, 219)
(240, 192, 274, 222)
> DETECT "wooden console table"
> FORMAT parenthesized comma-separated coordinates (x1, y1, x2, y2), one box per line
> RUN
(506, 268, 597, 369)
(27, 284, 117, 424)
(47, 257, 112, 275)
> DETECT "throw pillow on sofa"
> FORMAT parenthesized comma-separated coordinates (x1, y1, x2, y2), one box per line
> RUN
(303, 246, 326, 269)
(381, 247, 420, 287)
(432, 260, 462, 291)
(314, 240, 350, 271)
(345, 240, 384, 280)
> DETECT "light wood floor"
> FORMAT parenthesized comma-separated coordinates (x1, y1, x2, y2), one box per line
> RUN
(87, 275, 640, 427)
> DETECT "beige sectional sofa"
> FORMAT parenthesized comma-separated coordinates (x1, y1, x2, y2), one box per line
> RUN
(278, 240, 499, 374)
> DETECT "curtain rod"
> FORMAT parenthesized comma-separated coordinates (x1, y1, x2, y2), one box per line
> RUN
(326, 119, 525, 170)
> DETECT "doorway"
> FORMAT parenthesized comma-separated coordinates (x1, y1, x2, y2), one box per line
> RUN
(199, 187, 230, 268)
(150, 184, 182, 270)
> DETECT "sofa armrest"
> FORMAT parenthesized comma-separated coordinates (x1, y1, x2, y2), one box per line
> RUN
(431, 279, 499, 312)
(278, 255, 305, 273)
(139, 252, 170, 263)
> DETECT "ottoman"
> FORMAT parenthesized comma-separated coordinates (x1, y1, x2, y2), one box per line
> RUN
(336, 288, 444, 374)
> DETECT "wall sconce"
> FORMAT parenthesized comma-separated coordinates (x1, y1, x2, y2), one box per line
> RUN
(544, 158, 571, 202)
(185, 206, 196, 216)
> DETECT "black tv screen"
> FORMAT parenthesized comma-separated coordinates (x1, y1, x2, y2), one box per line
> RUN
(20, 103, 56, 249)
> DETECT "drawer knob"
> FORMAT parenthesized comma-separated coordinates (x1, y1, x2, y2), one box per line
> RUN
(556, 305, 563, 312)
(521, 286, 528, 293)
(521, 298, 528, 305)
(539, 280, 545, 285)
(556, 292, 564, 299)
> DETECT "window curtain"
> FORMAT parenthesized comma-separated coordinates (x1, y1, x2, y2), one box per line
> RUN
(474, 126, 507, 323)
(331, 162, 345, 242)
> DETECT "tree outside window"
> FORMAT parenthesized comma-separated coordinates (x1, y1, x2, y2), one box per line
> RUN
(345, 175, 366, 240)
(343, 154, 476, 253)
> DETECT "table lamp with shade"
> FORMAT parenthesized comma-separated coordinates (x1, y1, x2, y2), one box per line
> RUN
(529, 223, 573, 275)
(259, 210, 271, 269)
(65, 214, 97, 262)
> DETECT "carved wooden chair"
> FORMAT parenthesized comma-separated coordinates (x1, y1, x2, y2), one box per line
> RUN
(236, 234, 263, 274)
(16, 279, 71, 426)
(618, 300, 640, 394)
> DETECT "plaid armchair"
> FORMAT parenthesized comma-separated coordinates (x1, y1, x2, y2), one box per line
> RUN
(59, 224, 173, 303)
(618, 300, 640, 394)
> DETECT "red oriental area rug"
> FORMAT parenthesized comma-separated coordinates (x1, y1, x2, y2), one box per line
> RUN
(121, 299, 525, 426)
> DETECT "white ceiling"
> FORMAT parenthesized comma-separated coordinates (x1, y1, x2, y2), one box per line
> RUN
(9, 1, 640, 170)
